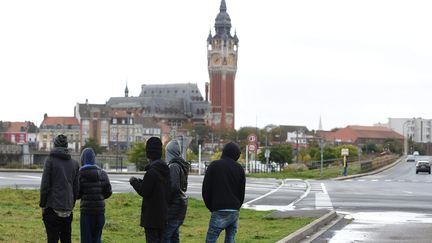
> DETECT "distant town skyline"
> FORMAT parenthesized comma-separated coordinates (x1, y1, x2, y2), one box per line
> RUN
(1, 0, 432, 130)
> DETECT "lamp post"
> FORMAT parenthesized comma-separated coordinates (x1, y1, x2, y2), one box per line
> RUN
(403, 119, 414, 156)
(320, 138, 324, 177)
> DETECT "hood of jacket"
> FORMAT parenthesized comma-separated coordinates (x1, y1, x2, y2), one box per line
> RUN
(221, 142, 241, 161)
(169, 157, 190, 173)
(50, 147, 71, 160)
(148, 159, 170, 177)
(166, 139, 182, 163)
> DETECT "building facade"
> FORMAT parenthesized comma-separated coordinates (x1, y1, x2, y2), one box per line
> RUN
(383, 118, 432, 143)
(75, 101, 111, 148)
(37, 115, 80, 152)
(207, 0, 238, 130)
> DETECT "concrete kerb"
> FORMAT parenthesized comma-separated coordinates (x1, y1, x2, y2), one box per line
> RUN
(332, 156, 403, 181)
(276, 210, 338, 243)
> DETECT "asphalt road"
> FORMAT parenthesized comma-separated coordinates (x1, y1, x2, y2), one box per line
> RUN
(3, 156, 432, 242)
(309, 156, 432, 243)
(0, 171, 307, 210)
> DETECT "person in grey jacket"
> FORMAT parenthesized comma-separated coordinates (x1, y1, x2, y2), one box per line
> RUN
(163, 139, 190, 243)
(40, 134, 80, 243)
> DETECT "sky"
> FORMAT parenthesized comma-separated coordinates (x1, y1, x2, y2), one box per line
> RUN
(1, 0, 432, 131)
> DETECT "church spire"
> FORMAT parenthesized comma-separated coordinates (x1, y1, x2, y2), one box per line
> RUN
(125, 82, 129, 97)
(318, 116, 323, 131)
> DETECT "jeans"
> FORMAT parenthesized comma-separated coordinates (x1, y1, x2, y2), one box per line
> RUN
(163, 219, 184, 243)
(205, 211, 239, 243)
(43, 208, 73, 243)
(80, 213, 105, 243)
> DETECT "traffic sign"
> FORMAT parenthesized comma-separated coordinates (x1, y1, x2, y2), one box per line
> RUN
(248, 143, 256, 152)
(247, 133, 257, 143)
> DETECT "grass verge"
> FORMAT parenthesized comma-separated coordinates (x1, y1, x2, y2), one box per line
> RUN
(248, 164, 362, 180)
(0, 189, 316, 243)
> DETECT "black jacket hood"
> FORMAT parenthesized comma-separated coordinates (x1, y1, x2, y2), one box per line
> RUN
(147, 159, 170, 177)
(50, 147, 71, 160)
(221, 142, 241, 161)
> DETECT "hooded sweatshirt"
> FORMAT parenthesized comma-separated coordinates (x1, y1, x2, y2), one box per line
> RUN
(77, 148, 112, 215)
(40, 147, 80, 212)
(130, 159, 171, 228)
(202, 142, 246, 212)
(165, 140, 190, 220)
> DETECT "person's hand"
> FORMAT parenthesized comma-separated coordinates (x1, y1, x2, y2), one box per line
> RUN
(129, 176, 137, 184)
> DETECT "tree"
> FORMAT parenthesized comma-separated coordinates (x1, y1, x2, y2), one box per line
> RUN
(384, 138, 403, 155)
(258, 144, 293, 166)
(186, 148, 197, 161)
(335, 144, 358, 159)
(211, 151, 222, 161)
(313, 144, 337, 161)
(127, 141, 148, 171)
(81, 138, 105, 155)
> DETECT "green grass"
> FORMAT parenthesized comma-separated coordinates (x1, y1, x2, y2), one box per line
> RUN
(248, 164, 363, 180)
(0, 189, 316, 243)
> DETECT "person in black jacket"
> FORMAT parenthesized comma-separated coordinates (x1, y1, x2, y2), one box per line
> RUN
(163, 139, 190, 243)
(202, 142, 245, 243)
(77, 148, 112, 243)
(130, 137, 171, 243)
(40, 134, 80, 243)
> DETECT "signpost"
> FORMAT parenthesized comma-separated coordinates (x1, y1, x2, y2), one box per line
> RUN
(247, 133, 257, 173)
(341, 148, 349, 176)
(265, 149, 271, 172)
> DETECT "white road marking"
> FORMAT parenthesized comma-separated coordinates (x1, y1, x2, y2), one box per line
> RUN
(17, 175, 41, 179)
(315, 183, 333, 209)
(110, 180, 127, 184)
(243, 180, 285, 206)
(385, 179, 392, 182)
(371, 179, 379, 182)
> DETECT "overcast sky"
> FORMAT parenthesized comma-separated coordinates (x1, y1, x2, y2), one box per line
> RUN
(1, 0, 432, 130)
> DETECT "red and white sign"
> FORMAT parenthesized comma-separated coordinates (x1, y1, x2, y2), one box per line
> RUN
(247, 133, 257, 143)
(248, 143, 256, 152)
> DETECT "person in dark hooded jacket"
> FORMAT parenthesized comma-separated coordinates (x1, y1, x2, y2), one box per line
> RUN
(163, 139, 190, 243)
(130, 137, 171, 243)
(40, 134, 80, 243)
(202, 141, 245, 243)
(77, 147, 112, 243)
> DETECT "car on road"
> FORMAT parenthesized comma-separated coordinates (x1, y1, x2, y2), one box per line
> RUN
(416, 160, 431, 174)
(406, 155, 416, 163)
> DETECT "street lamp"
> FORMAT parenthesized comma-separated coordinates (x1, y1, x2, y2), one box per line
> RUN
(403, 118, 414, 156)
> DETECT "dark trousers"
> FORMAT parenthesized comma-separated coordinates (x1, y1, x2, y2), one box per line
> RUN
(43, 208, 73, 243)
(80, 213, 105, 243)
(145, 228, 164, 243)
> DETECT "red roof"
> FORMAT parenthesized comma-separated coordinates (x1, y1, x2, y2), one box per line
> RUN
(41, 117, 79, 126)
(319, 125, 403, 143)
(2, 122, 33, 133)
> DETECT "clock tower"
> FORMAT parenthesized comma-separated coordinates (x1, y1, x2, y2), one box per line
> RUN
(207, 0, 238, 130)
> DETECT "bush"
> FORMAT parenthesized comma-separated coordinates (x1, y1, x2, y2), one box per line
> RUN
(284, 163, 309, 172)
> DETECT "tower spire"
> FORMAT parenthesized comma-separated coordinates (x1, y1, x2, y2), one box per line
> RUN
(318, 116, 323, 131)
(125, 82, 129, 98)
(220, 0, 227, 12)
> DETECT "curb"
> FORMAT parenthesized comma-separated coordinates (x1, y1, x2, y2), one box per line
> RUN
(332, 156, 402, 181)
(276, 210, 337, 243)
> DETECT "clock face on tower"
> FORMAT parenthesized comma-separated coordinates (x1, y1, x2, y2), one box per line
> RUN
(211, 54, 221, 65)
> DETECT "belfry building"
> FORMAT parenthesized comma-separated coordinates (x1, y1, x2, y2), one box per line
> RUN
(207, 0, 239, 130)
